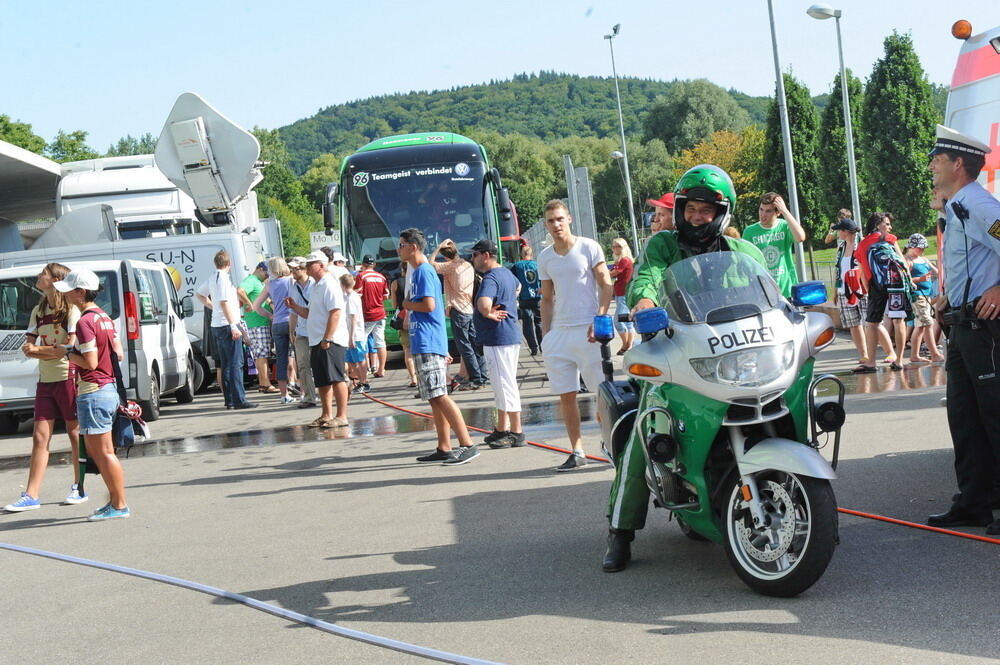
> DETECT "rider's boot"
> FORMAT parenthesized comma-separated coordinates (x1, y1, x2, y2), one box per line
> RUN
(602, 528, 634, 572)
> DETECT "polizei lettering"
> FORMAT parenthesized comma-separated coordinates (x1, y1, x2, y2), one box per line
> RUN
(707, 326, 774, 354)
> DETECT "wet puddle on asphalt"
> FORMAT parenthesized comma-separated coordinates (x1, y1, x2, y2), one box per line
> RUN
(0, 365, 944, 469)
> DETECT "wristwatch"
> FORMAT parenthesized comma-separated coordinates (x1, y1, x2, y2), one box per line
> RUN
(323, 338, 334, 344)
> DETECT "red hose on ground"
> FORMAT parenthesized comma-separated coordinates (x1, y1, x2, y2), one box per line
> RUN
(364, 393, 1000, 546)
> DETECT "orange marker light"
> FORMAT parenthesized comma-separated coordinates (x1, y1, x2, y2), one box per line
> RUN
(815, 327, 836, 348)
(952, 20, 972, 40)
(741, 485, 753, 501)
(628, 363, 662, 378)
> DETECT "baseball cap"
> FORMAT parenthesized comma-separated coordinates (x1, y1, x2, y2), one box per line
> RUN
(256, 261, 269, 272)
(287, 256, 307, 268)
(53, 269, 100, 292)
(646, 192, 675, 209)
(361, 254, 377, 265)
(332, 252, 348, 264)
(832, 218, 859, 232)
(305, 250, 328, 265)
(470, 238, 498, 255)
(907, 233, 928, 249)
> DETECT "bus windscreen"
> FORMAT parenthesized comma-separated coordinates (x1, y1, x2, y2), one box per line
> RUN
(344, 160, 490, 263)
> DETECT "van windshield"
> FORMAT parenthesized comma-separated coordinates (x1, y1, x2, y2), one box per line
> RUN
(0, 271, 120, 331)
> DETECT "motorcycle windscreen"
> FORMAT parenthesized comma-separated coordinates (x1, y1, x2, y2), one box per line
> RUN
(658, 252, 781, 325)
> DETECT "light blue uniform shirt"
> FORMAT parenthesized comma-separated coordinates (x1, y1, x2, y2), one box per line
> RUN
(943, 180, 1000, 306)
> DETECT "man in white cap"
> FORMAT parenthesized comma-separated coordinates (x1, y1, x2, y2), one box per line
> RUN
(290, 250, 349, 428)
(926, 124, 1000, 535)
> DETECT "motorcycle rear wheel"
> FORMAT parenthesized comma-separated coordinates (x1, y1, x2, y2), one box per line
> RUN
(722, 471, 838, 597)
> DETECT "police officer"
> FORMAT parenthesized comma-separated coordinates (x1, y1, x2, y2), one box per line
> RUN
(926, 125, 1000, 536)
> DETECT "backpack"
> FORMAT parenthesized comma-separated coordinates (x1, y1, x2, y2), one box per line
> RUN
(867, 241, 915, 318)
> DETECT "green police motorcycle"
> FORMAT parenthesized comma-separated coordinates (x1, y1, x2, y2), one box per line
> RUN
(598, 251, 845, 597)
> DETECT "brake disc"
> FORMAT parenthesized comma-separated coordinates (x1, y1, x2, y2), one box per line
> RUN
(736, 480, 797, 563)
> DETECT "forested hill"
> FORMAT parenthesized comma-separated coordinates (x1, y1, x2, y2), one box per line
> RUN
(280, 72, 771, 174)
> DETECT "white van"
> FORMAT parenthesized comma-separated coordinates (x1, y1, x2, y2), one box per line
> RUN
(0, 259, 194, 434)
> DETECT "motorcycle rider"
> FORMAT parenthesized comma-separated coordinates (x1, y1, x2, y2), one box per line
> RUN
(603, 164, 768, 572)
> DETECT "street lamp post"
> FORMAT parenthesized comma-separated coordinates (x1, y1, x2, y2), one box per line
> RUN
(807, 3, 862, 223)
(766, 0, 807, 281)
(604, 24, 640, 253)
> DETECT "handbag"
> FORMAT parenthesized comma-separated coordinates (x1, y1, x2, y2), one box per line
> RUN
(108, 349, 148, 456)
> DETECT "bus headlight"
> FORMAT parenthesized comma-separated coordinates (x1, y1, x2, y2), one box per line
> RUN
(690, 342, 795, 387)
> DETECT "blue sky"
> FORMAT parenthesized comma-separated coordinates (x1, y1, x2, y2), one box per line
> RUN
(5, 0, 997, 152)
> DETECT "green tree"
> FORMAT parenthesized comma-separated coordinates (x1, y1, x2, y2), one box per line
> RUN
(301, 154, 343, 209)
(861, 32, 938, 236)
(593, 139, 673, 234)
(468, 130, 558, 230)
(46, 130, 99, 162)
(642, 79, 752, 153)
(251, 127, 321, 256)
(760, 73, 822, 240)
(106, 133, 157, 157)
(817, 70, 867, 223)
(0, 115, 46, 153)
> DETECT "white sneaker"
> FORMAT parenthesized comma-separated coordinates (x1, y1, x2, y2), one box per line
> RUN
(63, 484, 89, 505)
(281, 395, 300, 404)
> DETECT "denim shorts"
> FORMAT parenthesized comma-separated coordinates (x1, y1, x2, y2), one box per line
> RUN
(77, 383, 119, 435)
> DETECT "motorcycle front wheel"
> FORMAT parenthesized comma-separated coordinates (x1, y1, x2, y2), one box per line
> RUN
(722, 471, 838, 597)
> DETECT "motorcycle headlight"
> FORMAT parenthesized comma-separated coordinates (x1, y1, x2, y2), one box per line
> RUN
(690, 342, 795, 387)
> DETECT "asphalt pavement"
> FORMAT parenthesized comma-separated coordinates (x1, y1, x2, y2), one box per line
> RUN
(1, 333, 997, 665)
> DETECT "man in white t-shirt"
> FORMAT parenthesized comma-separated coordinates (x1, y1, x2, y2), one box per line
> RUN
(195, 250, 256, 410)
(301, 250, 349, 428)
(538, 199, 614, 471)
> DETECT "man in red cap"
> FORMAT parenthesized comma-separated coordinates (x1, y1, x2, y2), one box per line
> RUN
(646, 192, 675, 233)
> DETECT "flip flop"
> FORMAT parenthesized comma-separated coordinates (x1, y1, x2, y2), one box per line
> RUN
(322, 418, 349, 429)
(852, 365, 877, 374)
(882, 356, 897, 364)
(307, 417, 330, 428)
(890, 362, 903, 371)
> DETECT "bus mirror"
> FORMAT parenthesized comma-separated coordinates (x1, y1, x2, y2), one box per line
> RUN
(490, 167, 503, 189)
(497, 186, 514, 222)
(323, 203, 336, 232)
(325, 182, 339, 204)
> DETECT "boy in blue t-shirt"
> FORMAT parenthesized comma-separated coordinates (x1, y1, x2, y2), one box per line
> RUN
(471, 239, 525, 449)
(398, 228, 478, 465)
(510, 245, 543, 355)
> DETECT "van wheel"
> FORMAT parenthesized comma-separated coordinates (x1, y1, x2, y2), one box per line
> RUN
(175, 356, 196, 404)
(0, 413, 19, 436)
(140, 374, 161, 422)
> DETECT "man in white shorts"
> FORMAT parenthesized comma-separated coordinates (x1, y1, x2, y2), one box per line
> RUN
(538, 200, 614, 471)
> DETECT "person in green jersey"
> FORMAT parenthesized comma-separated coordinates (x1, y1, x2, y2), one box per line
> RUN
(741, 192, 807, 298)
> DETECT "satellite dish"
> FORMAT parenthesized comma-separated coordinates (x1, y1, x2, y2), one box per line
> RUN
(154, 92, 262, 214)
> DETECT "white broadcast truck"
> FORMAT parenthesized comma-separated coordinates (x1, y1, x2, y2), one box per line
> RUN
(0, 93, 282, 431)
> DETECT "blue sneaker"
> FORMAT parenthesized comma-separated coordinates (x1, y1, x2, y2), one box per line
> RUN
(4, 493, 40, 512)
(88, 505, 130, 521)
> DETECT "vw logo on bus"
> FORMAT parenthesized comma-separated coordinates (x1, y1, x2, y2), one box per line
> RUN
(455, 162, 471, 177)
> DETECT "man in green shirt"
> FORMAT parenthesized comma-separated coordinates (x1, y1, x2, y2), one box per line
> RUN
(239, 262, 277, 393)
(604, 164, 768, 573)
(741, 192, 806, 298)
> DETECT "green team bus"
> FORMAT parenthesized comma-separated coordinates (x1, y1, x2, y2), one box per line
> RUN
(323, 132, 519, 349)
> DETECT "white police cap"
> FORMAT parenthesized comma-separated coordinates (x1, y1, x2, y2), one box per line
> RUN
(929, 124, 990, 157)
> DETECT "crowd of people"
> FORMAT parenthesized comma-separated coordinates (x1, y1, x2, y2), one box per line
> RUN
(5, 127, 998, 543)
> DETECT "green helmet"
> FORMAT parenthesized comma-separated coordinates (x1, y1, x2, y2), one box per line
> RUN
(673, 164, 736, 251)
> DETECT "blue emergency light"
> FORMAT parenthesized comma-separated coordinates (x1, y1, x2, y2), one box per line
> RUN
(791, 281, 828, 307)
